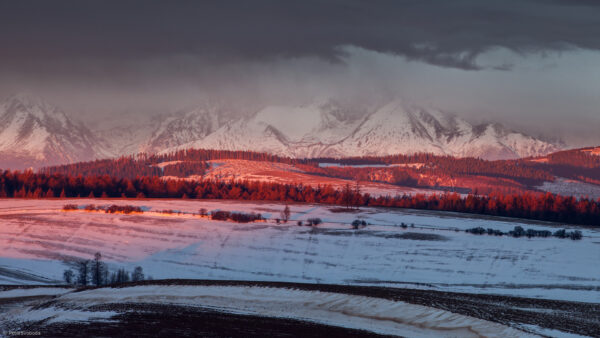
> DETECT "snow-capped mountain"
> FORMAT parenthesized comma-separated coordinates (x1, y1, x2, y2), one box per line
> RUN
(96, 103, 234, 156)
(0, 94, 109, 169)
(141, 104, 233, 154)
(168, 99, 560, 160)
(178, 100, 364, 158)
(0, 95, 561, 169)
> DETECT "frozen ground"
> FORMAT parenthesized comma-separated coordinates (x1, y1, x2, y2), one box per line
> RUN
(1, 281, 597, 337)
(0, 198, 598, 303)
(0, 284, 537, 337)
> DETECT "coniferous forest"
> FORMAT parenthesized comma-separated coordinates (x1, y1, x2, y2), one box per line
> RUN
(0, 168, 598, 226)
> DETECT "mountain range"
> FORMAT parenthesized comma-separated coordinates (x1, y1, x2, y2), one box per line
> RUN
(0, 94, 561, 169)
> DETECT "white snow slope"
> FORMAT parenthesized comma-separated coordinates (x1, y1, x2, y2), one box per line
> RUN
(0, 199, 598, 303)
(170, 100, 560, 160)
(0, 94, 109, 169)
(0, 94, 561, 169)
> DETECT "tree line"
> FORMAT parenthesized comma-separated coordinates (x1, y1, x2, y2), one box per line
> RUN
(0, 169, 598, 226)
(63, 252, 146, 287)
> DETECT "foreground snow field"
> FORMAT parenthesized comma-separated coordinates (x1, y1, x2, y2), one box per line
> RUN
(1, 198, 598, 303)
(0, 284, 538, 338)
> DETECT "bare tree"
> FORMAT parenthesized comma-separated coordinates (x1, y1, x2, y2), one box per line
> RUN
(280, 204, 290, 223)
(343, 183, 353, 209)
(63, 269, 74, 284)
(132, 266, 144, 282)
(77, 260, 89, 286)
(354, 180, 361, 210)
(92, 252, 104, 286)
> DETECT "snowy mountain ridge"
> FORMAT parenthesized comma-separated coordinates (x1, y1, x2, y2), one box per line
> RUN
(168, 99, 560, 160)
(0, 94, 110, 169)
(0, 94, 561, 169)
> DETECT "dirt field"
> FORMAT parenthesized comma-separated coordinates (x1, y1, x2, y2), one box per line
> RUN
(2, 280, 599, 337)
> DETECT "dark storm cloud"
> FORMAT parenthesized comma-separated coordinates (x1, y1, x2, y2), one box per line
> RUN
(1, 0, 600, 70)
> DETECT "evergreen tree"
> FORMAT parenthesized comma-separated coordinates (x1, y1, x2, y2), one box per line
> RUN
(63, 269, 74, 284)
(131, 266, 144, 282)
(77, 260, 89, 286)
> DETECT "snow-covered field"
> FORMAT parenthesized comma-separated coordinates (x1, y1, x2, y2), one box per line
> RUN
(1, 198, 598, 303)
(537, 177, 600, 199)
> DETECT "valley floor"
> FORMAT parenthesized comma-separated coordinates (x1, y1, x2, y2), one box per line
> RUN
(0, 198, 598, 336)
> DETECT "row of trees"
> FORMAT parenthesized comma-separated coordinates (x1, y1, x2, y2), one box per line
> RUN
(63, 252, 146, 286)
(41, 149, 309, 179)
(465, 226, 583, 240)
(38, 148, 583, 188)
(0, 170, 598, 226)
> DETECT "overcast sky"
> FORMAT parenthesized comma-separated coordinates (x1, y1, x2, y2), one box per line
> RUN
(0, 0, 599, 146)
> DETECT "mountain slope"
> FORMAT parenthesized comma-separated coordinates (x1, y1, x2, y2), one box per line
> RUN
(173, 101, 365, 158)
(0, 94, 108, 169)
(0, 95, 561, 168)
(167, 100, 560, 160)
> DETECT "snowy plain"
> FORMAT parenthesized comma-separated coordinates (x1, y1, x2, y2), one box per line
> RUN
(0, 198, 598, 303)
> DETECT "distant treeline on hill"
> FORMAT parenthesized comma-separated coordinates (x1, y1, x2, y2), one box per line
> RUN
(37, 148, 600, 193)
(41, 149, 309, 179)
(0, 169, 598, 226)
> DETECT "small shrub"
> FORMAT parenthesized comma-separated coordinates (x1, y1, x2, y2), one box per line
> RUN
(570, 230, 583, 240)
(466, 227, 486, 235)
(62, 204, 78, 211)
(229, 212, 262, 223)
(105, 205, 143, 214)
(306, 218, 322, 226)
(553, 229, 567, 238)
(509, 226, 525, 238)
(297, 220, 303, 226)
(211, 210, 231, 221)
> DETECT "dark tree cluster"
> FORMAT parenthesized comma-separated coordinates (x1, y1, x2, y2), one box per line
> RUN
(162, 161, 209, 177)
(465, 225, 582, 240)
(63, 252, 146, 286)
(545, 148, 600, 168)
(63, 204, 143, 214)
(312, 153, 555, 184)
(40, 149, 310, 179)
(210, 210, 263, 223)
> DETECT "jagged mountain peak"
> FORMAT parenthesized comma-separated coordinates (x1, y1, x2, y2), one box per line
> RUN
(0, 95, 563, 168)
(0, 94, 108, 169)
(1, 93, 68, 124)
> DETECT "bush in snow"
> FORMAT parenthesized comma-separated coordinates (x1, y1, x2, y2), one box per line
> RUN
(306, 218, 322, 226)
(211, 210, 262, 223)
(465, 227, 486, 235)
(62, 204, 78, 211)
(105, 204, 143, 214)
(351, 219, 367, 229)
(509, 226, 525, 237)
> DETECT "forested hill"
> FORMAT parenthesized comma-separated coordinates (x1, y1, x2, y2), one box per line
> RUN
(35, 147, 600, 191)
